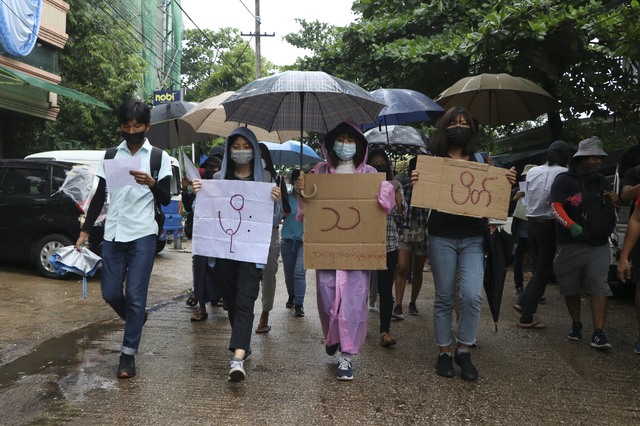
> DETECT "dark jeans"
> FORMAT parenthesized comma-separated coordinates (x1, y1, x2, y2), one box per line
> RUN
(518, 220, 556, 324)
(214, 258, 262, 353)
(376, 250, 399, 334)
(100, 234, 156, 355)
(513, 237, 532, 289)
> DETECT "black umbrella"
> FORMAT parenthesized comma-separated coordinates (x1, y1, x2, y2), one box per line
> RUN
(146, 101, 214, 149)
(364, 125, 430, 156)
(483, 227, 513, 332)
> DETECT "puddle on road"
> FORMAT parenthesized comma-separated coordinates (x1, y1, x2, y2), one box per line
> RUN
(0, 320, 123, 389)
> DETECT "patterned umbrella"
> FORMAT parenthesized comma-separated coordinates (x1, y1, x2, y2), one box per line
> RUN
(221, 71, 386, 167)
(362, 88, 445, 130)
(180, 91, 304, 143)
(364, 125, 430, 156)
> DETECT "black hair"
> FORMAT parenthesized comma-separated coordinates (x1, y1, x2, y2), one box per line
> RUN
(258, 143, 278, 181)
(545, 150, 569, 167)
(430, 107, 477, 158)
(291, 169, 302, 183)
(117, 100, 150, 125)
(224, 134, 254, 180)
(367, 149, 393, 181)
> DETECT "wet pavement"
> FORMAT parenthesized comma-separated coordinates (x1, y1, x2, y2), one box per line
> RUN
(1, 241, 640, 425)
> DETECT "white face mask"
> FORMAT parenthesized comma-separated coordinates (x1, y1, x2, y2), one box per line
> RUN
(230, 149, 254, 165)
(261, 159, 267, 169)
(334, 142, 357, 161)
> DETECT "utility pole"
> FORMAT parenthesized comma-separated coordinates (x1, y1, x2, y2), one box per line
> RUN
(240, 0, 274, 80)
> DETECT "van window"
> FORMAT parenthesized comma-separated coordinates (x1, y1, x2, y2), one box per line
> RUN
(0, 168, 49, 195)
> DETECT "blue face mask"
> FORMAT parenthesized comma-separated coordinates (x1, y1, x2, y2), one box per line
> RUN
(333, 142, 357, 161)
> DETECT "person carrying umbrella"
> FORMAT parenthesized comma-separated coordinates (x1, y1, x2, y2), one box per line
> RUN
(75, 100, 173, 378)
(296, 120, 396, 381)
(191, 127, 282, 382)
(411, 107, 516, 381)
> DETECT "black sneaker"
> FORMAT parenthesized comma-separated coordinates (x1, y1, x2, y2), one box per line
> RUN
(117, 354, 136, 378)
(568, 322, 582, 341)
(294, 305, 305, 317)
(325, 342, 340, 356)
(436, 353, 454, 378)
(286, 296, 295, 309)
(591, 329, 612, 350)
(515, 287, 524, 297)
(454, 350, 478, 381)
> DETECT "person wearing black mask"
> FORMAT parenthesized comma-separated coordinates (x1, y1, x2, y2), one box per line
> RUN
(551, 137, 617, 350)
(75, 100, 172, 378)
(412, 107, 516, 381)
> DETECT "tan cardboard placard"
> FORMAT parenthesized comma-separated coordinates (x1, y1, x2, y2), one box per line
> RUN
(411, 155, 511, 221)
(302, 173, 387, 270)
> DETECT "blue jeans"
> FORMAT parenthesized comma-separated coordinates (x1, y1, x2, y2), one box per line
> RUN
(428, 235, 485, 347)
(281, 239, 306, 306)
(100, 235, 156, 355)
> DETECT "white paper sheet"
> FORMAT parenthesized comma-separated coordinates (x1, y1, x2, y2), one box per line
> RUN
(103, 157, 142, 193)
(182, 149, 201, 181)
(518, 181, 527, 206)
(192, 180, 275, 264)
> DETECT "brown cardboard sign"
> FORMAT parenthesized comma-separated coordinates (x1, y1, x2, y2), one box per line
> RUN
(302, 173, 387, 270)
(411, 156, 511, 221)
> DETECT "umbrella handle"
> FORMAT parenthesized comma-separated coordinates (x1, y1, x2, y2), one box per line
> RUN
(300, 183, 317, 199)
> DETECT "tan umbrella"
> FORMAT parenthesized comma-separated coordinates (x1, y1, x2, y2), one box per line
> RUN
(180, 91, 304, 143)
(434, 73, 555, 126)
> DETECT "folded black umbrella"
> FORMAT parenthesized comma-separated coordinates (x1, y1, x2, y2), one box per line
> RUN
(483, 227, 514, 332)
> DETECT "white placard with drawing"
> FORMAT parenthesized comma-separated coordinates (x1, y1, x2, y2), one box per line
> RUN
(192, 179, 275, 264)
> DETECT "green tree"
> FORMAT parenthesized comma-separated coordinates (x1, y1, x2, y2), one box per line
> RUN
(285, 0, 640, 149)
(181, 28, 277, 102)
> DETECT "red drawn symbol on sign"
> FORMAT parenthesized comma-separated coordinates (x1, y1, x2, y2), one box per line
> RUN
(450, 171, 498, 207)
(218, 194, 244, 253)
(320, 207, 361, 232)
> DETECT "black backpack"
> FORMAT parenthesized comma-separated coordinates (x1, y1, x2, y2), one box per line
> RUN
(104, 146, 166, 233)
(567, 173, 617, 246)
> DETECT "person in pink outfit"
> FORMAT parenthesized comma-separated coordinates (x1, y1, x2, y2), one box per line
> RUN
(297, 120, 395, 381)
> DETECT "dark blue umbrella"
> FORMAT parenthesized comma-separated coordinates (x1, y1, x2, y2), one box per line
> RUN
(361, 88, 446, 131)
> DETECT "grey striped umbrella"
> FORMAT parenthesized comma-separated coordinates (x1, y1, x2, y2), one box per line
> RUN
(221, 71, 385, 167)
(364, 125, 430, 156)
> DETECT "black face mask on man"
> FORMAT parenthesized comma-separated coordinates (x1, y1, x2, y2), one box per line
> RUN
(203, 170, 216, 180)
(121, 130, 146, 145)
(576, 162, 602, 175)
(445, 126, 471, 147)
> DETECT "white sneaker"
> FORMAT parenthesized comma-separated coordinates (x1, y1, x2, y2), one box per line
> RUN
(228, 358, 246, 382)
(368, 302, 378, 312)
(337, 358, 353, 381)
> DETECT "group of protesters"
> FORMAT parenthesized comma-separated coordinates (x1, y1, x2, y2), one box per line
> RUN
(75, 98, 639, 385)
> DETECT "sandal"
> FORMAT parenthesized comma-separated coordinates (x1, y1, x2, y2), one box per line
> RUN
(186, 293, 197, 307)
(191, 312, 208, 322)
(255, 325, 271, 334)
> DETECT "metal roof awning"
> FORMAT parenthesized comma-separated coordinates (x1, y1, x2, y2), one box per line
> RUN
(0, 65, 112, 111)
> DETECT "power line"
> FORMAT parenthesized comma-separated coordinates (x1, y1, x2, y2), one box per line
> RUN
(173, 0, 252, 85)
(237, 0, 259, 22)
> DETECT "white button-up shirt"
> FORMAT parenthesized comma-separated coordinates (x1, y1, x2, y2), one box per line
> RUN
(525, 162, 567, 219)
(96, 139, 172, 242)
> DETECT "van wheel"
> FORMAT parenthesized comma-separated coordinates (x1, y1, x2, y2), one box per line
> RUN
(34, 234, 73, 279)
(156, 240, 166, 254)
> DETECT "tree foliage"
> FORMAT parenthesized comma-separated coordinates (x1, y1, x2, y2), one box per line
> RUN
(285, 0, 640, 152)
(181, 28, 277, 102)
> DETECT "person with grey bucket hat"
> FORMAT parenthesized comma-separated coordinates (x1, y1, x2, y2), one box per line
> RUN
(514, 141, 570, 330)
(550, 137, 618, 349)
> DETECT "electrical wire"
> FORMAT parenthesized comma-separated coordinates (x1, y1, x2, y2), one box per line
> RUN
(237, 0, 259, 23)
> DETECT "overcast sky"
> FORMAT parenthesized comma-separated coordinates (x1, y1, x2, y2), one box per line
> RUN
(179, 0, 358, 67)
